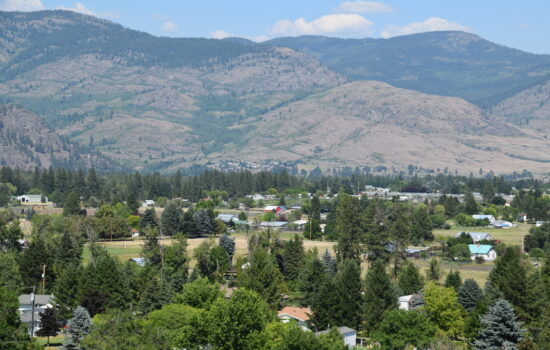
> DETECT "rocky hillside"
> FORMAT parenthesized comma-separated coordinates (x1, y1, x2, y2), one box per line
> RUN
(241, 81, 550, 175)
(0, 104, 116, 170)
(494, 80, 550, 133)
(265, 32, 550, 107)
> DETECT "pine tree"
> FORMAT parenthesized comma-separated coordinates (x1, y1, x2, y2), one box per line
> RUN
(299, 254, 327, 307)
(363, 260, 397, 332)
(219, 234, 236, 263)
(138, 274, 173, 314)
(310, 277, 341, 330)
(426, 258, 441, 282)
(322, 249, 337, 275)
(194, 209, 213, 236)
(55, 231, 83, 269)
(65, 306, 91, 346)
(160, 202, 183, 236)
(141, 207, 158, 229)
(335, 194, 365, 263)
(411, 204, 433, 242)
(283, 235, 305, 281)
(238, 211, 247, 221)
(445, 270, 462, 291)
(181, 208, 198, 237)
(398, 262, 424, 295)
(53, 264, 82, 320)
(458, 278, 483, 312)
(305, 196, 322, 240)
(36, 307, 61, 346)
(464, 191, 479, 215)
(334, 259, 363, 329)
(126, 193, 140, 214)
(473, 300, 524, 350)
(63, 192, 81, 216)
(163, 234, 189, 292)
(389, 202, 412, 277)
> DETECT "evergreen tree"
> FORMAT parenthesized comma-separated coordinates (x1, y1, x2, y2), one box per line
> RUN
(64, 306, 91, 347)
(0, 286, 35, 348)
(310, 277, 340, 330)
(322, 249, 337, 275)
(398, 262, 424, 295)
(160, 203, 183, 236)
(55, 231, 83, 269)
(194, 209, 214, 236)
(283, 234, 305, 281)
(36, 307, 61, 346)
(53, 264, 82, 320)
(334, 259, 363, 329)
(304, 196, 322, 240)
(141, 208, 158, 229)
(299, 254, 327, 306)
(126, 193, 140, 214)
(181, 208, 198, 237)
(63, 192, 81, 216)
(138, 274, 173, 314)
(445, 270, 462, 291)
(464, 191, 479, 215)
(219, 234, 236, 264)
(426, 258, 441, 282)
(363, 260, 397, 332)
(0, 252, 23, 292)
(473, 300, 524, 350)
(389, 202, 412, 277)
(411, 204, 433, 242)
(458, 278, 484, 312)
(141, 227, 162, 267)
(238, 211, 247, 221)
(335, 194, 365, 263)
(163, 234, 189, 292)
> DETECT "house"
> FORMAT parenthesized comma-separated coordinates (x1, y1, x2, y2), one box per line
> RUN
(142, 200, 155, 207)
(455, 232, 493, 242)
(17, 195, 46, 203)
(468, 244, 497, 262)
(536, 221, 548, 227)
(316, 326, 357, 347)
(492, 220, 514, 228)
(131, 228, 140, 237)
(398, 294, 424, 311)
(259, 221, 288, 230)
(264, 205, 283, 213)
(18, 294, 53, 335)
(278, 307, 311, 331)
(129, 257, 146, 267)
(472, 214, 496, 223)
(217, 214, 237, 223)
(247, 194, 265, 201)
(292, 219, 308, 230)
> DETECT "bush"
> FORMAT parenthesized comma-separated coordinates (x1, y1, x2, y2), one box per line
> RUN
(475, 256, 485, 264)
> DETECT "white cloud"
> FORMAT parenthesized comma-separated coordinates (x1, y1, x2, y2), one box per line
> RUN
(57, 2, 95, 16)
(0, 0, 44, 11)
(161, 21, 178, 32)
(337, 1, 393, 14)
(152, 12, 171, 21)
(270, 13, 374, 36)
(209, 30, 269, 42)
(381, 17, 471, 38)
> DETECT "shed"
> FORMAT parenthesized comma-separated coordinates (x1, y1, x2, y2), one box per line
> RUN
(316, 326, 356, 347)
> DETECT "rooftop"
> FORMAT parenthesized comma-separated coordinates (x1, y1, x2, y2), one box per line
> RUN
(278, 307, 311, 322)
(468, 244, 494, 255)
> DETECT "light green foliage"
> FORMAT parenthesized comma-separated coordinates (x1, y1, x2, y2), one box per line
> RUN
(127, 215, 140, 229)
(173, 277, 223, 309)
(373, 309, 436, 350)
(424, 282, 465, 339)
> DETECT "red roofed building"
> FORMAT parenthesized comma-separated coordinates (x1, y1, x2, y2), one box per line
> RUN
(277, 307, 311, 330)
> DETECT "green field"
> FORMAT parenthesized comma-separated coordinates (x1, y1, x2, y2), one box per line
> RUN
(434, 222, 531, 246)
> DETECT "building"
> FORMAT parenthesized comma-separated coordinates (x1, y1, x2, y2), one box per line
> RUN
(291, 219, 308, 230)
(398, 294, 424, 311)
(277, 307, 311, 331)
(17, 195, 46, 203)
(492, 220, 514, 228)
(316, 327, 357, 347)
(468, 244, 497, 262)
(264, 205, 283, 213)
(217, 214, 237, 223)
(142, 200, 155, 207)
(259, 221, 288, 230)
(129, 257, 146, 267)
(472, 214, 496, 223)
(455, 232, 493, 242)
(18, 294, 53, 335)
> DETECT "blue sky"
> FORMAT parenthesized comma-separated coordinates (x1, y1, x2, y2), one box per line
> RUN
(2, 0, 549, 54)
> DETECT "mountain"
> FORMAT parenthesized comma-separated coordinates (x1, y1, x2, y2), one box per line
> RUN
(0, 104, 116, 170)
(493, 79, 550, 133)
(241, 81, 550, 175)
(264, 32, 550, 107)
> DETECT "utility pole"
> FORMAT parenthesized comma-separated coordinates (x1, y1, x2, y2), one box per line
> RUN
(41, 265, 46, 294)
(30, 286, 36, 338)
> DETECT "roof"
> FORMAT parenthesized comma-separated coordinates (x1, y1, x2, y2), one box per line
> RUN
(18, 195, 43, 201)
(292, 220, 308, 225)
(217, 214, 237, 223)
(472, 214, 494, 220)
(18, 294, 53, 305)
(129, 257, 146, 267)
(492, 220, 513, 227)
(316, 326, 356, 336)
(260, 221, 288, 227)
(468, 244, 494, 255)
(456, 232, 492, 241)
(278, 307, 311, 322)
(264, 205, 280, 211)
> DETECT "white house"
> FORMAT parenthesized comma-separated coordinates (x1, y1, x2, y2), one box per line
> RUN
(468, 244, 497, 262)
(492, 220, 514, 228)
(472, 214, 496, 223)
(142, 200, 155, 207)
(455, 232, 493, 242)
(217, 214, 237, 223)
(17, 195, 46, 203)
(277, 307, 311, 331)
(398, 294, 424, 311)
(316, 327, 357, 348)
(18, 294, 53, 335)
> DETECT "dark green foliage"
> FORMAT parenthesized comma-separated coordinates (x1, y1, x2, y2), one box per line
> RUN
(389, 202, 412, 276)
(0, 252, 23, 293)
(0, 219, 23, 252)
(458, 278, 484, 312)
(363, 260, 397, 332)
(445, 270, 462, 291)
(63, 192, 81, 216)
(464, 191, 479, 215)
(373, 309, 436, 350)
(310, 277, 341, 330)
(238, 211, 247, 221)
(36, 307, 61, 345)
(364, 199, 390, 263)
(160, 202, 183, 236)
(55, 231, 83, 269)
(0, 286, 36, 349)
(219, 233, 235, 262)
(304, 196, 323, 240)
(18, 235, 56, 290)
(426, 258, 441, 282)
(398, 262, 424, 295)
(162, 234, 189, 292)
(322, 249, 337, 275)
(523, 223, 550, 252)
(53, 264, 82, 320)
(335, 194, 365, 262)
(283, 234, 305, 281)
(126, 193, 140, 214)
(411, 204, 434, 243)
(173, 277, 223, 309)
(138, 275, 173, 314)
(140, 208, 158, 229)
(299, 254, 328, 306)
(193, 209, 214, 236)
(473, 300, 524, 349)
(141, 227, 162, 266)
(333, 259, 363, 329)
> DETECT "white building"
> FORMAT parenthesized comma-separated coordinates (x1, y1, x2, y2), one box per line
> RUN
(18, 294, 53, 335)
(17, 195, 46, 203)
(316, 327, 357, 348)
(469, 244, 497, 262)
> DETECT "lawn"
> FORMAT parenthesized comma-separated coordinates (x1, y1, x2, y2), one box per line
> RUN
(433, 222, 532, 246)
(35, 333, 65, 349)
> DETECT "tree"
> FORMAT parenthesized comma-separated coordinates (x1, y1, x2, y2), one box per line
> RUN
(238, 247, 286, 309)
(160, 203, 183, 236)
(0, 286, 35, 349)
(138, 274, 173, 314)
(194, 209, 214, 236)
(310, 277, 341, 330)
(63, 192, 81, 216)
(126, 193, 140, 214)
(389, 202, 412, 276)
(334, 259, 363, 329)
(464, 191, 479, 215)
(473, 300, 524, 350)
(423, 282, 465, 339)
(322, 249, 337, 275)
(173, 277, 223, 309)
(304, 196, 322, 240)
(283, 234, 305, 281)
(398, 262, 424, 295)
(238, 211, 247, 221)
(53, 264, 82, 320)
(412, 204, 434, 243)
(335, 194, 365, 263)
(219, 234, 235, 264)
(426, 258, 441, 282)
(363, 260, 397, 332)
(299, 254, 327, 307)
(36, 307, 61, 346)
(481, 183, 496, 203)
(445, 270, 462, 291)
(163, 234, 189, 291)
(458, 278, 483, 312)
(0, 253, 23, 292)
(373, 309, 436, 350)
(64, 306, 91, 348)
(207, 289, 274, 350)
(141, 208, 158, 229)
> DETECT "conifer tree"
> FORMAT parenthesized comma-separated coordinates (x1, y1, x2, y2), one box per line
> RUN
(141, 208, 158, 229)
(63, 306, 91, 348)
(473, 300, 524, 350)
(194, 209, 213, 236)
(299, 254, 327, 306)
(363, 260, 397, 332)
(219, 234, 235, 264)
(322, 249, 337, 275)
(445, 270, 462, 291)
(138, 274, 173, 314)
(411, 204, 434, 242)
(304, 196, 322, 240)
(160, 202, 183, 236)
(426, 258, 441, 282)
(283, 234, 305, 281)
(335, 194, 365, 263)
(458, 278, 483, 312)
(398, 262, 424, 295)
(464, 191, 479, 215)
(63, 192, 81, 216)
(389, 202, 412, 277)
(334, 259, 363, 329)
(53, 264, 82, 320)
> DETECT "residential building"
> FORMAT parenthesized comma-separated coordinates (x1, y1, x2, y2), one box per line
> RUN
(277, 307, 311, 331)
(18, 294, 53, 335)
(316, 327, 357, 347)
(468, 244, 497, 262)
(455, 232, 493, 242)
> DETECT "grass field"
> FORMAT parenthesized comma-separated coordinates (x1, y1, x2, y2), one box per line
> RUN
(434, 223, 531, 246)
(35, 333, 65, 349)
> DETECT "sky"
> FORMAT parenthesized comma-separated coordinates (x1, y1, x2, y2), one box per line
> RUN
(1, 0, 549, 54)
